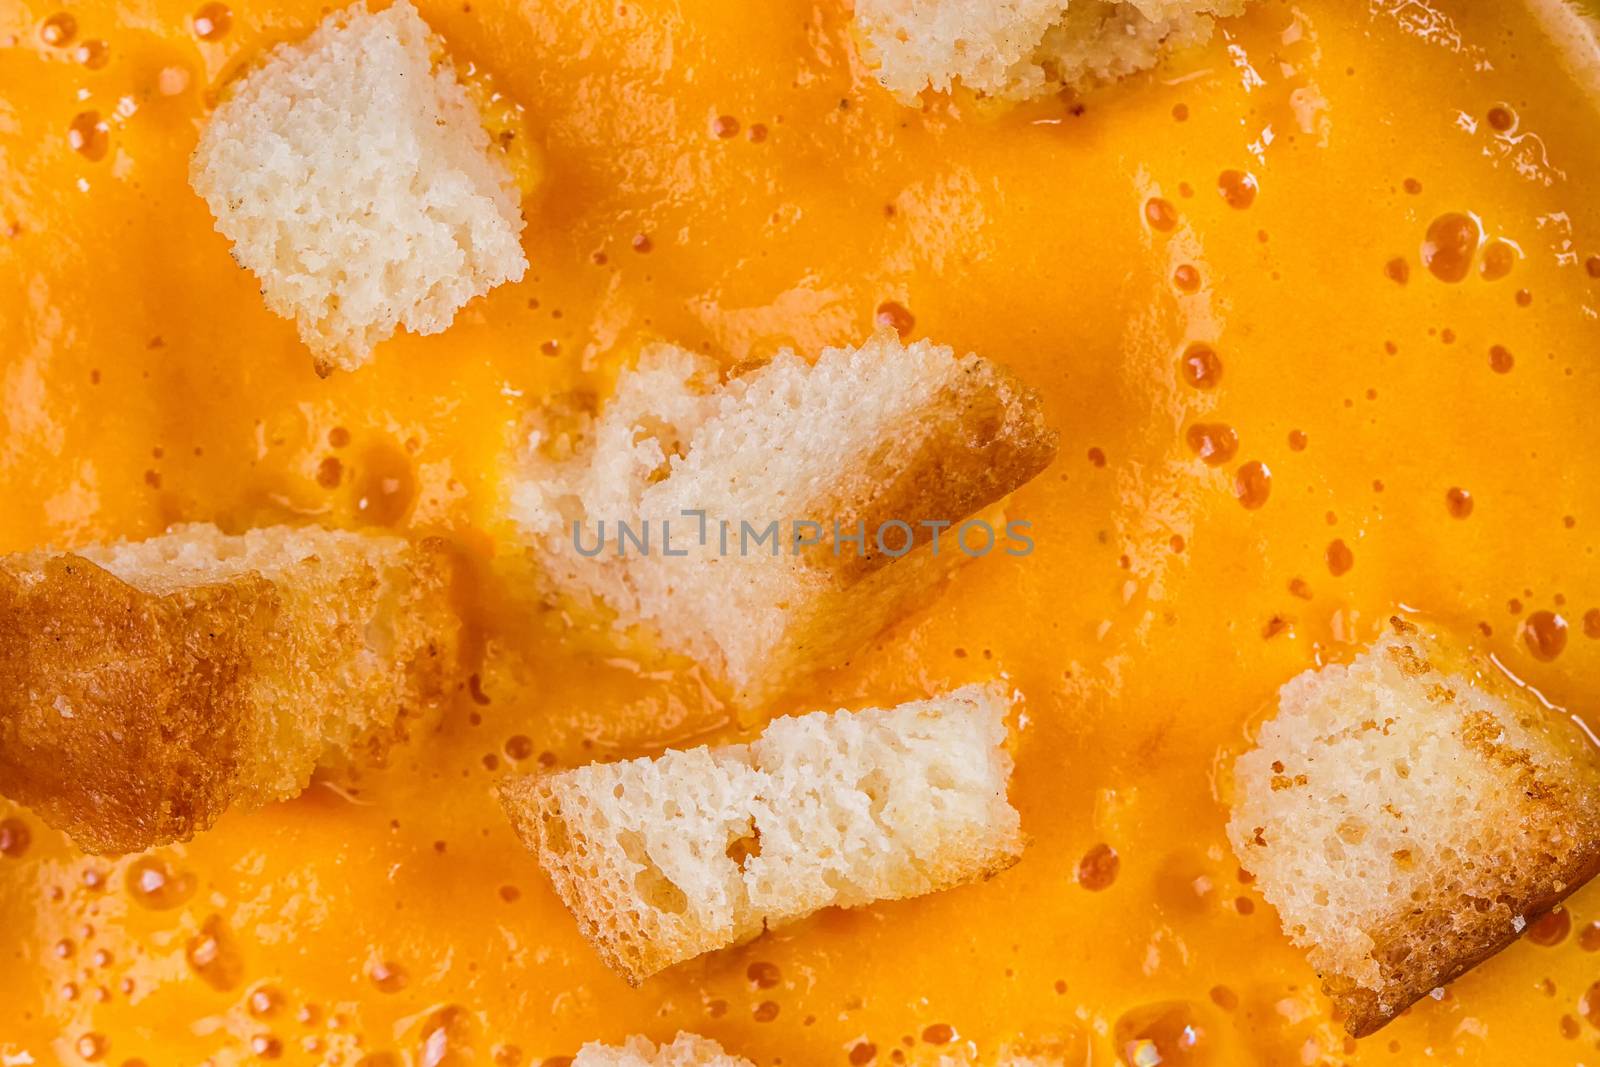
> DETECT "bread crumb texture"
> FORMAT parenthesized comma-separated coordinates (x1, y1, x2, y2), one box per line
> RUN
(0, 523, 458, 854)
(189, 0, 527, 372)
(500, 685, 1023, 983)
(1227, 617, 1600, 1036)
(854, 0, 1249, 101)
(510, 332, 1057, 705)
(573, 1032, 753, 1067)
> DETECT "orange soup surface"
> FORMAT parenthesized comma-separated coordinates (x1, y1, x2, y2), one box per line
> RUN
(1, 0, 1600, 1063)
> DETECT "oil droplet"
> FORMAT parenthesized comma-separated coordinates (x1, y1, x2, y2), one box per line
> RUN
(1587, 255, 1600, 279)
(504, 735, 534, 760)
(40, 12, 77, 45)
(1173, 264, 1200, 293)
(1403, 177, 1423, 194)
(1114, 1002, 1208, 1066)
(1234, 461, 1271, 510)
(0, 817, 30, 857)
(76, 1033, 106, 1062)
(369, 959, 408, 993)
(1580, 921, 1600, 950)
(248, 984, 284, 1018)
(316, 456, 343, 489)
(1583, 981, 1600, 1028)
(1325, 539, 1354, 576)
(1217, 170, 1257, 209)
(1488, 345, 1514, 374)
(849, 1043, 877, 1066)
(126, 855, 196, 909)
(1480, 239, 1517, 280)
(1585, 609, 1600, 639)
(631, 233, 652, 253)
(1486, 105, 1515, 132)
(251, 1035, 283, 1059)
(68, 111, 110, 162)
(353, 445, 416, 527)
(922, 1024, 955, 1045)
(1384, 257, 1409, 284)
(1185, 423, 1238, 467)
(1446, 486, 1474, 518)
(1523, 611, 1568, 661)
(1287, 430, 1307, 451)
(753, 1000, 780, 1022)
(420, 1005, 474, 1067)
(158, 65, 192, 95)
(1421, 212, 1481, 283)
(711, 114, 740, 138)
(193, 2, 231, 39)
(1515, 288, 1533, 306)
(747, 961, 781, 988)
(186, 915, 244, 991)
(1527, 909, 1571, 947)
(75, 39, 110, 68)
(1144, 197, 1178, 232)
(874, 300, 914, 339)
(1077, 843, 1119, 890)
(1179, 344, 1222, 389)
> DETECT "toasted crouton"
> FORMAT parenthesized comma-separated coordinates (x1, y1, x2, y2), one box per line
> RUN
(189, 0, 527, 374)
(0, 523, 457, 854)
(1226, 617, 1600, 1036)
(499, 685, 1023, 983)
(854, 0, 1249, 102)
(573, 1033, 752, 1067)
(509, 333, 1057, 706)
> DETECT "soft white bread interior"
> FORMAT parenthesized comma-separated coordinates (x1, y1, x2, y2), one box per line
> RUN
(499, 685, 1023, 983)
(189, 0, 526, 373)
(1227, 616, 1600, 1036)
(510, 332, 1057, 706)
(572, 1033, 753, 1067)
(854, 0, 1249, 102)
(0, 523, 458, 854)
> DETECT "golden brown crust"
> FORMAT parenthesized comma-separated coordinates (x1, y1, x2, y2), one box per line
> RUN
(1331, 680, 1600, 1039)
(0, 556, 274, 854)
(0, 532, 459, 854)
(500, 774, 659, 984)
(815, 355, 1059, 582)
(1252, 617, 1600, 1037)
(1331, 848, 1600, 1036)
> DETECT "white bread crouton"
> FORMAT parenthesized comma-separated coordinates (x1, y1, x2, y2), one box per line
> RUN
(854, 0, 1249, 102)
(189, 0, 527, 374)
(0, 523, 458, 854)
(499, 685, 1023, 984)
(573, 1033, 752, 1067)
(509, 333, 1057, 706)
(1227, 617, 1600, 1036)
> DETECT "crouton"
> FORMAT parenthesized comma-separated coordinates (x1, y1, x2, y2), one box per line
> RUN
(573, 1033, 752, 1067)
(854, 0, 1249, 102)
(189, 0, 527, 374)
(509, 333, 1057, 706)
(499, 685, 1023, 983)
(0, 523, 457, 854)
(1226, 616, 1600, 1036)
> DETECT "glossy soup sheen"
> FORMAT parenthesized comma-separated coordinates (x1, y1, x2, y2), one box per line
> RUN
(2, 0, 1600, 1063)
